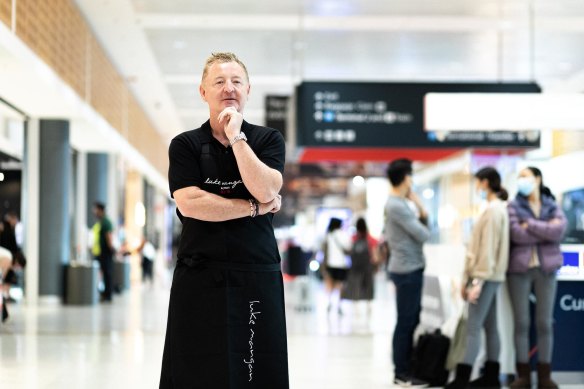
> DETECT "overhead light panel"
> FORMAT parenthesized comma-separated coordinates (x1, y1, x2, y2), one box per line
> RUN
(424, 93, 584, 131)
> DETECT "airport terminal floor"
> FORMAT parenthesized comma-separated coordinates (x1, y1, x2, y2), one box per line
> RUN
(1, 274, 396, 389)
(1, 273, 581, 389)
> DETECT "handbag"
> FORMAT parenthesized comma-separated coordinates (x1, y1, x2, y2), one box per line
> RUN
(446, 304, 468, 370)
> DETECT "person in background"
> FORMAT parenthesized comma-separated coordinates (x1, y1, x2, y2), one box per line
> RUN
(446, 167, 509, 389)
(137, 236, 156, 286)
(92, 202, 115, 303)
(0, 212, 26, 304)
(0, 246, 12, 322)
(323, 217, 352, 315)
(341, 217, 377, 315)
(385, 158, 431, 388)
(507, 167, 566, 389)
(0, 212, 19, 259)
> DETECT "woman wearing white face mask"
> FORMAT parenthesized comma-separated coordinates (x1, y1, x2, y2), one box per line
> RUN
(507, 167, 567, 389)
(446, 167, 509, 389)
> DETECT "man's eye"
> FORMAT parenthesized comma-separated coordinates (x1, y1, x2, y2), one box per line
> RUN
(215, 81, 224, 85)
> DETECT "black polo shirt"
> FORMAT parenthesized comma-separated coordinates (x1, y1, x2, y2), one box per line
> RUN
(168, 120, 285, 264)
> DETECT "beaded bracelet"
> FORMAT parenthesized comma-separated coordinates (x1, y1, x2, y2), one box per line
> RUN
(248, 199, 255, 218)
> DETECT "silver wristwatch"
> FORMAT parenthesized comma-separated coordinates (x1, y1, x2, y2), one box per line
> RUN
(229, 131, 247, 146)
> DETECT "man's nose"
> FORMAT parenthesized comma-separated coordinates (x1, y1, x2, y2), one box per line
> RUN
(224, 81, 234, 93)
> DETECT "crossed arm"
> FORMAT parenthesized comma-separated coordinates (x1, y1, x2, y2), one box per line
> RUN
(172, 139, 283, 222)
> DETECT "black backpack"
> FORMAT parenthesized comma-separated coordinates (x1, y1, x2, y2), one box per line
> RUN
(412, 329, 450, 386)
(350, 237, 370, 270)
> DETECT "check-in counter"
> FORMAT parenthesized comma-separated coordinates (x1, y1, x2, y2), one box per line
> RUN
(553, 245, 584, 377)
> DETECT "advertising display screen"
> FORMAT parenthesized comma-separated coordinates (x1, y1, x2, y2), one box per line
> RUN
(296, 81, 541, 149)
(561, 188, 584, 244)
(557, 245, 584, 281)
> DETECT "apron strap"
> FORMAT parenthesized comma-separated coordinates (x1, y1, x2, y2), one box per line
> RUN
(178, 257, 281, 272)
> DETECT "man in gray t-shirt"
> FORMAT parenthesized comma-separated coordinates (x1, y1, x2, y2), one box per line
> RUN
(385, 159, 430, 388)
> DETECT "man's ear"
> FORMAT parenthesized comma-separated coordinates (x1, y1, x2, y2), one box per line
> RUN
(199, 84, 207, 102)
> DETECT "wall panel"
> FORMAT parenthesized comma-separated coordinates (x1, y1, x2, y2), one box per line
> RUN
(0, 0, 10, 28)
(11, 0, 168, 176)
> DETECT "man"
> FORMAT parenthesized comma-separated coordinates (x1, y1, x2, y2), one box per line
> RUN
(385, 159, 431, 388)
(92, 202, 114, 303)
(160, 52, 288, 389)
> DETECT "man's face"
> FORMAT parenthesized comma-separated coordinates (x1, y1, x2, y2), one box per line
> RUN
(404, 173, 413, 194)
(199, 61, 250, 114)
(93, 207, 102, 220)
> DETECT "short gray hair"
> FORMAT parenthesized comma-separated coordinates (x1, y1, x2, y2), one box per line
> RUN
(201, 52, 249, 83)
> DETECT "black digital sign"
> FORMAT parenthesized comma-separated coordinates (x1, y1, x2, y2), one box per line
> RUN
(265, 95, 289, 139)
(296, 82, 541, 148)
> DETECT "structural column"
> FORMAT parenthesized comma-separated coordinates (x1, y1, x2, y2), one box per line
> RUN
(75, 151, 88, 262)
(23, 118, 40, 305)
(86, 153, 109, 228)
(38, 119, 71, 299)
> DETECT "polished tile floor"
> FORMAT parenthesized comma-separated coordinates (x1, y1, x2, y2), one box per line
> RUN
(0, 274, 580, 388)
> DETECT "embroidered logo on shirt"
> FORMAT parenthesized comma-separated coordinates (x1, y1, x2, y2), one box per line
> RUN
(244, 300, 261, 382)
(204, 178, 243, 194)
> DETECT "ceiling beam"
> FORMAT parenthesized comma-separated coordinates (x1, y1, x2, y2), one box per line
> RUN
(137, 14, 584, 33)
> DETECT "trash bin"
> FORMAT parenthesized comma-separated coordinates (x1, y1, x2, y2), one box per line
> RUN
(65, 262, 99, 305)
(113, 260, 130, 293)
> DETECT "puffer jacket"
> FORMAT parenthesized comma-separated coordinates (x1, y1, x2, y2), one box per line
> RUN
(508, 194, 567, 274)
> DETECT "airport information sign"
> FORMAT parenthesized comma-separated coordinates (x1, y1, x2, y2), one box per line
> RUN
(296, 82, 541, 148)
(265, 95, 289, 139)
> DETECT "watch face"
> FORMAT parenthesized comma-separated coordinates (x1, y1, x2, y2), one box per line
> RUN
(231, 132, 247, 145)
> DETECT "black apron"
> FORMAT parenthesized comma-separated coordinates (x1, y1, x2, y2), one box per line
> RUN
(160, 138, 289, 389)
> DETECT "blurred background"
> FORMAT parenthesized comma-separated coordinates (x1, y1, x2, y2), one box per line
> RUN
(1, 0, 584, 388)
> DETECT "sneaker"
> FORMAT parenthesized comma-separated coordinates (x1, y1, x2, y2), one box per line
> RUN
(393, 375, 429, 388)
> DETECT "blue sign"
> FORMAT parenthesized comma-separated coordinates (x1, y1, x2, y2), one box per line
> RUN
(553, 280, 584, 371)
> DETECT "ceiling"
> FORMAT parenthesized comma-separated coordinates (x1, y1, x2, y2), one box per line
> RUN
(73, 0, 584, 143)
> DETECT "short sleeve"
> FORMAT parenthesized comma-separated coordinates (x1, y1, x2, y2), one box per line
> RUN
(257, 130, 285, 174)
(102, 219, 113, 233)
(168, 135, 202, 198)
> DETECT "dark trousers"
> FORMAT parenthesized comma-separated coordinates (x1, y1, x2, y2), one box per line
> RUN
(389, 268, 424, 377)
(97, 253, 114, 300)
(142, 257, 154, 282)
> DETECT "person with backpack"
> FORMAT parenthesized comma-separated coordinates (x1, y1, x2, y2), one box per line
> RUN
(341, 218, 377, 314)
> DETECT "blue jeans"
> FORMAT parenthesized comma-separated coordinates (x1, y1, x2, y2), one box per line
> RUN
(389, 269, 424, 377)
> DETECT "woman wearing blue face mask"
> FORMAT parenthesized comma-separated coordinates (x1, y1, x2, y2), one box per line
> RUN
(507, 167, 567, 389)
(446, 167, 509, 389)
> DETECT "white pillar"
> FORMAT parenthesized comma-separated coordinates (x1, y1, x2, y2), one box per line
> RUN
(107, 153, 119, 228)
(76, 151, 88, 263)
(23, 118, 40, 305)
